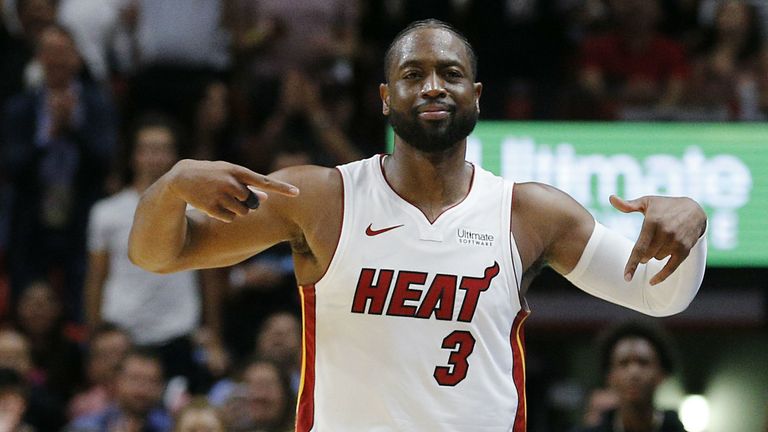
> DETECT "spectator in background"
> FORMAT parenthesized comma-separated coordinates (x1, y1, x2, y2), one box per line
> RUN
(14, 279, 83, 405)
(56, 0, 133, 83)
(68, 323, 132, 420)
(192, 80, 238, 163)
(68, 348, 172, 432)
(682, 0, 765, 120)
(241, 358, 294, 432)
(253, 311, 301, 394)
(0, 0, 57, 103)
(173, 398, 226, 432)
(0, 328, 66, 430)
(574, 321, 685, 432)
(580, 388, 619, 428)
(0, 0, 58, 290)
(222, 244, 297, 362)
(114, 0, 230, 133)
(0, 367, 35, 432)
(212, 358, 294, 432)
(0, 329, 31, 376)
(240, 69, 362, 173)
(2, 24, 117, 322)
(84, 113, 227, 392)
(576, 0, 690, 120)
(697, 0, 768, 41)
(226, 0, 358, 115)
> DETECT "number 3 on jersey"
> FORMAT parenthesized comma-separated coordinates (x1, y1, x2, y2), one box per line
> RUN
(434, 330, 476, 386)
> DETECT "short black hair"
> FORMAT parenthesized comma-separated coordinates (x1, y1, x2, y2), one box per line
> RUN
(384, 19, 477, 82)
(598, 320, 676, 376)
(130, 112, 182, 151)
(117, 111, 184, 185)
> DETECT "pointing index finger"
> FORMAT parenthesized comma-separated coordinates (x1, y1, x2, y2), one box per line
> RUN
(233, 166, 300, 197)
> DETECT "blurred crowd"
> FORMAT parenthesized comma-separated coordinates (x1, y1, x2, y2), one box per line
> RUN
(0, 0, 767, 430)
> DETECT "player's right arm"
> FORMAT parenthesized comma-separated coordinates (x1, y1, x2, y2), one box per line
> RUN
(128, 159, 301, 273)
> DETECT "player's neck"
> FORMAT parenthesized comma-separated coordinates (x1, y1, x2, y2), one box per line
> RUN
(385, 141, 473, 222)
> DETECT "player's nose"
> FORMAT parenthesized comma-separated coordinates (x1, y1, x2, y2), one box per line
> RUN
(421, 70, 447, 99)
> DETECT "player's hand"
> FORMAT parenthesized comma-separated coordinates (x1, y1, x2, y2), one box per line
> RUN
(610, 195, 706, 285)
(166, 160, 299, 223)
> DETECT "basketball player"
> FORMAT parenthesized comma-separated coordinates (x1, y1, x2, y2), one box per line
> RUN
(128, 20, 707, 432)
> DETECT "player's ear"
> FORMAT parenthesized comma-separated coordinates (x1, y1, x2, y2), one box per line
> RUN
(380, 83, 390, 115)
(474, 82, 482, 114)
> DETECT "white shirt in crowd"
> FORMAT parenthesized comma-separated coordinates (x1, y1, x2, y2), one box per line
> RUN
(88, 188, 201, 345)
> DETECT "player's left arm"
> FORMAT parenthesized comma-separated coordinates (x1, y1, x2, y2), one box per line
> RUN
(516, 183, 707, 317)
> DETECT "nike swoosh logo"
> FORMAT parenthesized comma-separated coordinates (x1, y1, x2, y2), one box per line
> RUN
(365, 223, 404, 236)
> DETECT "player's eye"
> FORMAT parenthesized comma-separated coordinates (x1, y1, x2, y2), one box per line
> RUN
(446, 70, 464, 79)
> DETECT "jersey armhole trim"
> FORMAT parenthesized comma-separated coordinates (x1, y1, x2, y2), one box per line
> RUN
(506, 182, 525, 296)
(309, 166, 348, 285)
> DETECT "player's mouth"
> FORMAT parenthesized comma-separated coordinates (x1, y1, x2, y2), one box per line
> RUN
(417, 104, 453, 120)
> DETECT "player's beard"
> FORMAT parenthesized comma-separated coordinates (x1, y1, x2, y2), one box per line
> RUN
(388, 104, 478, 153)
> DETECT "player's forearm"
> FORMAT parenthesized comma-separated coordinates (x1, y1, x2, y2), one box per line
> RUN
(565, 222, 707, 317)
(128, 175, 190, 273)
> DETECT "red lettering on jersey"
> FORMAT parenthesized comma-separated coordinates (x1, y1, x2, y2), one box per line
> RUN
(457, 262, 500, 322)
(351, 268, 394, 314)
(386, 271, 428, 317)
(351, 262, 499, 322)
(415, 274, 457, 320)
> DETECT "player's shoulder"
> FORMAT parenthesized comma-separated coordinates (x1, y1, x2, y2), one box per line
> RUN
(271, 164, 341, 193)
(265, 164, 343, 213)
(513, 181, 571, 208)
(512, 182, 588, 226)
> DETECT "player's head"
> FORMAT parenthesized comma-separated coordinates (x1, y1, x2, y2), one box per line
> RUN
(384, 20, 478, 84)
(380, 19, 482, 154)
(599, 321, 675, 406)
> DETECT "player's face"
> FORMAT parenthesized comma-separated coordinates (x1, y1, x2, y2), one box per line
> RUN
(607, 338, 665, 406)
(381, 28, 482, 153)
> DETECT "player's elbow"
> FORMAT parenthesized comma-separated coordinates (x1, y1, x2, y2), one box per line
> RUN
(127, 242, 176, 274)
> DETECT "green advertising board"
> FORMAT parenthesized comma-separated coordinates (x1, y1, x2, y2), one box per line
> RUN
(388, 122, 768, 267)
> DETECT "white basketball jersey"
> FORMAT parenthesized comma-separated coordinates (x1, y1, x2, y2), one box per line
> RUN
(297, 154, 529, 432)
